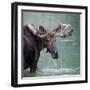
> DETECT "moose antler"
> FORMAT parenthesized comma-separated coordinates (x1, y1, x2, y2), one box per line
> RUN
(27, 24, 48, 38)
(53, 24, 73, 37)
(28, 24, 37, 35)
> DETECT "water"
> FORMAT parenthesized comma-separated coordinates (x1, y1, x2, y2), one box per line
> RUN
(22, 11, 80, 77)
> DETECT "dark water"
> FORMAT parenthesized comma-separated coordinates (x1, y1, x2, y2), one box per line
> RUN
(22, 11, 80, 77)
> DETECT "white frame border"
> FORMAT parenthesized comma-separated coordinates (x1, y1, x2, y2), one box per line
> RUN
(17, 5, 86, 84)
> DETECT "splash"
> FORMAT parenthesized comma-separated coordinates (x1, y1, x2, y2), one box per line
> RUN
(40, 67, 80, 76)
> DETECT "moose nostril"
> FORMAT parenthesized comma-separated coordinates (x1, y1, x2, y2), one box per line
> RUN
(54, 52, 59, 59)
(51, 51, 59, 59)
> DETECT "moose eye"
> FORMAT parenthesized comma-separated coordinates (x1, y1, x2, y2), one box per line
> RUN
(46, 39, 50, 42)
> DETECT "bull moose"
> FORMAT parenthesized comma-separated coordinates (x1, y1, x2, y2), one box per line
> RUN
(23, 24, 73, 72)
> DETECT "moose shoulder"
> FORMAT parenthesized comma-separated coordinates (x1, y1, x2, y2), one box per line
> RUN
(23, 24, 73, 72)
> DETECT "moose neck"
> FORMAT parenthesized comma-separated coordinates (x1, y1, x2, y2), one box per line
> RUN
(34, 36, 44, 51)
(24, 25, 46, 51)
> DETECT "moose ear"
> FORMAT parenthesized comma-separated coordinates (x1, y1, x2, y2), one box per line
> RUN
(39, 25, 47, 34)
(53, 24, 61, 33)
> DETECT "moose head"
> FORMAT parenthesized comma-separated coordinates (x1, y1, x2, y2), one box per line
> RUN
(28, 24, 73, 59)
